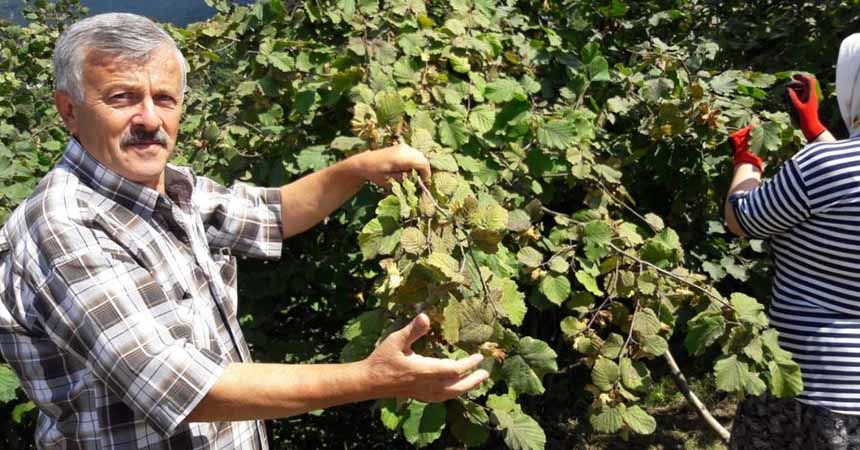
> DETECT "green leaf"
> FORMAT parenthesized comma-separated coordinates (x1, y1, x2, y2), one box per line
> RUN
(518, 337, 559, 378)
(402, 401, 446, 447)
(548, 257, 569, 274)
(731, 293, 769, 327)
(684, 314, 726, 356)
(575, 270, 603, 296)
(459, 298, 495, 344)
(11, 401, 35, 423)
(495, 409, 546, 450)
(640, 335, 668, 356)
(485, 78, 525, 103)
(438, 114, 469, 148)
(620, 357, 649, 391)
(632, 308, 661, 337)
(494, 277, 527, 326)
(622, 405, 656, 434)
(749, 121, 782, 154)
(380, 398, 406, 430)
(640, 228, 683, 267)
(537, 120, 577, 150)
(592, 357, 619, 391)
(502, 355, 544, 395)
(714, 355, 766, 395)
(0, 365, 20, 403)
(268, 51, 295, 72)
(296, 146, 334, 172)
(507, 209, 532, 232)
(590, 406, 624, 433)
(600, 333, 624, 359)
(517, 247, 543, 268)
(469, 105, 496, 134)
(376, 195, 402, 220)
(425, 252, 466, 283)
(767, 360, 804, 398)
(539, 275, 570, 305)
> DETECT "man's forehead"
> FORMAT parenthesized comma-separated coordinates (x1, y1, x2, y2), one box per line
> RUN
(81, 47, 182, 87)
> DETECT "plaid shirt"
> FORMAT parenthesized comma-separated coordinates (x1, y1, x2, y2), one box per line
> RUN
(0, 140, 283, 449)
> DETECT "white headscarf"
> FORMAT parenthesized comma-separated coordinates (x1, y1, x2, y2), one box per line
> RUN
(836, 33, 860, 138)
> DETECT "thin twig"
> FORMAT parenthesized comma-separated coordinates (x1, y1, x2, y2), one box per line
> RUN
(664, 349, 731, 443)
(595, 178, 658, 234)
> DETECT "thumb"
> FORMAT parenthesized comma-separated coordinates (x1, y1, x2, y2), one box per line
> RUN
(395, 313, 431, 351)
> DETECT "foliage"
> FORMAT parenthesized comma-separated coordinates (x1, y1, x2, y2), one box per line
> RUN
(2, 0, 857, 448)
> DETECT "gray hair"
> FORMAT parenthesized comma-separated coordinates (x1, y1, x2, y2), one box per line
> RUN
(52, 13, 189, 103)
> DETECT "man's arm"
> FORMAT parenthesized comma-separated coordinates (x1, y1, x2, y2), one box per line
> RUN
(185, 314, 488, 422)
(279, 144, 430, 239)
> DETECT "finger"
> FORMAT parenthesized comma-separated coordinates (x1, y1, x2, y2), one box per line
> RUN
(447, 353, 485, 377)
(398, 313, 430, 350)
(444, 369, 490, 395)
(787, 86, 801, 107)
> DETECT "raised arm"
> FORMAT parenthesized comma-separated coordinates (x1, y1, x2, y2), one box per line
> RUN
(278, 143, 431, 239)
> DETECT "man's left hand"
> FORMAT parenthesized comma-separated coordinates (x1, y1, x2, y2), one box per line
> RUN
(351, 143, 431, 187)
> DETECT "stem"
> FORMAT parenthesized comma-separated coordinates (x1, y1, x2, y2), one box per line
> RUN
(664, 349, 731, 443)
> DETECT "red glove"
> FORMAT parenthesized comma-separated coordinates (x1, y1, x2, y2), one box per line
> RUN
(729, 125, 763, 172)
(786, 73, 827, 141)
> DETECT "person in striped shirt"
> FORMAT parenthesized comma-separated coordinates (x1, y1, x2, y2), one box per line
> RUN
(725, 34, 860, 450)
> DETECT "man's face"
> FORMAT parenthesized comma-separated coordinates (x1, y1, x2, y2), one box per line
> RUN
(54, 44, 183, 191)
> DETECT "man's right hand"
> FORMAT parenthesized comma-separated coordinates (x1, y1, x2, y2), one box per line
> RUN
(361, 313, 489, 403)
(786, 73, 827, 141)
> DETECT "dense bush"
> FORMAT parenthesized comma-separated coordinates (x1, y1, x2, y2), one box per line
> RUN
(1, 0, 857, 448)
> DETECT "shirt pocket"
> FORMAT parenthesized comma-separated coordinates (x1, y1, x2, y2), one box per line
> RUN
(210, 250, 238, 314)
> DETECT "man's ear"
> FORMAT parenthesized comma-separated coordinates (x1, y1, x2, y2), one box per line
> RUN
(53, 91, 79, 136)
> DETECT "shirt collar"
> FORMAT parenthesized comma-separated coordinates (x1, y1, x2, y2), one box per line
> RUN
(60, 138, 194, 218)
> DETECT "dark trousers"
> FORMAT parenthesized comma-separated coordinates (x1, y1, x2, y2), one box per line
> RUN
(730, 394, 860, 450)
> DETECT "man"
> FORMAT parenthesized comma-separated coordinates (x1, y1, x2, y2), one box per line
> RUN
(0, 13, 488, 449)
(725, 34, 860, 449)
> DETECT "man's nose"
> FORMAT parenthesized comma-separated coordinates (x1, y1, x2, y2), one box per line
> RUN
(131, 97, 161, 131)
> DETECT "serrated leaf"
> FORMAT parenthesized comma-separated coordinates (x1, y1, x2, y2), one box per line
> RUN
(592, 358, 620, 391)
(425, 252, 465, 283)
(731, 293, 769, 327)
(402, 401, 446, 447)
(714, 355, 766, 395)
(459, 298, 495, 344)
(507, 209, 532, 232)
(380, 398, 406, 430)
(268, 51, 294, 72)
(401, 227, 427, 254)
(575, 270, 603, 296)
(590, 406, 624, 433)
(493, 277, 527, 326)
(600, 333, 625, 359)
(539, 275, 570, 305)
(632, 308, 661, 337)
(502, 355, 544, 395)
(330, 136, 367, 152)
(640, 335, 668, 356)
(768, 360, 804, 398)
(560, 316, 586, 338)
(469, 105, 496, 134)
(622, 405, 656, 434)
(0, 365, 20, 403)
(438, 114, 469, 148)
(442, 300, 461, 344)
(684, 314, 726, 356)
(430, 153, 459, 172)
(537, 120, 577, 150)
(548, 257, 569, 274)
(620, 358, 648, 391)
(485, 78, 525, 103)
(376, 195, 401, 220)
(495, 409, 546, 450)
(518, 337, 559, 378)
(517, 247, 543, 268)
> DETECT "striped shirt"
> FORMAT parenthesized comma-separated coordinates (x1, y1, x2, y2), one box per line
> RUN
(732, 136, 860, 414)
(0, 140, 283, 448)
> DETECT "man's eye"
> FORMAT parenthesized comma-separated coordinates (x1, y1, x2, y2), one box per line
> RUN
(110, 93, 133, 101)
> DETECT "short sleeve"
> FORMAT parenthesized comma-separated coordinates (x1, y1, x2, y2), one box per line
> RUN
(730, 159, 811, 239)
(32, 247, 227, 436)
(193, 176, 283, 260)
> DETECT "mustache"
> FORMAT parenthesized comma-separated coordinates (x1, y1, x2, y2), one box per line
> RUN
(121, 127, 169, 148)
